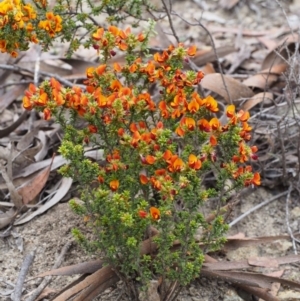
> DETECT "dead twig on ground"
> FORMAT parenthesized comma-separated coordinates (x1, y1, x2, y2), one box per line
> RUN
(229, 190, 289, 227)
(12, 250, 36, 301)
(25, 241, 73, 301)
(285, 185, 300, 254)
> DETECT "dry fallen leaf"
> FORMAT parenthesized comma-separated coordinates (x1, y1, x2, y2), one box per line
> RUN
(201, 73, 254, 103)
(17, 156, 54, 205)
(14, 177, 73, 225)
(248, 257, 279, 268)
(242, 92, 273, 111)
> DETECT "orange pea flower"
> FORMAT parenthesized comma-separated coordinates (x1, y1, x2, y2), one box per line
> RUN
(198, 119, 211, 132)
(150, 207, 160, 220)
(209, 118, 221, 131)
(139, 174, 148, 185)
(109, 179, 119, 191)
(210, 135, 217, 146)
(188, 98, 200, 113)
(88, 125, 97, 133)
(237, 110, 250, 122)
(96, 64, 106, 75)
(252, 172, 261, 186)
(43, 108, 51, 120)
(138, 210, 147, 218)
(92, 28, 104, 40)
(145, 155, 156, 165)
(187, 45, 197, 56)
(226, 104, 235, 118)
(188, 154, 202, 170)
(205, 95, 219, 113)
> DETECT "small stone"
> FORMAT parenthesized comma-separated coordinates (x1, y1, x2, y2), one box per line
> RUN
(291, 206, 300, 218)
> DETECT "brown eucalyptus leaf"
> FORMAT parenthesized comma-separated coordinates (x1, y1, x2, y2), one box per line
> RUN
(35, 287, 57, 301)
(201, 269, 272, 289)
(260, 63, 287, 75)
(52, 266, 117, 301)
(17, 156, 54, 205)
(192, 45, 236, 66)
(14, 177, 73, 225)
(248, 257, 278, 268)
(224, 234, 294, 250)
(201, 73, 254, 103)
(262, 34, 299, 70)
(257, 37, 278, 51)
(242, 92, 273, 111)
(243, 73, 278, 89)
(203, 260, 250, 271)
(201, 63, 215, 74)
(35, 260, 103, 278)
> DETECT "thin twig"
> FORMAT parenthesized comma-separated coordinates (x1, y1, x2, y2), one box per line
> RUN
(161, 0, 180, 44)
(12, 250, 36, 301)
(229, 190, 289, 227)
(285, 185, 300, 254)
(25, 241, 73, 301)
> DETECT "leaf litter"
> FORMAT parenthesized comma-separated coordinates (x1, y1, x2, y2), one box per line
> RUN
(1, 0, 300, 300)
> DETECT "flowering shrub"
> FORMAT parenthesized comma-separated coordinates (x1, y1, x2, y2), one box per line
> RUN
(22, 24, 260, 298)
(0, 0, 155, 57)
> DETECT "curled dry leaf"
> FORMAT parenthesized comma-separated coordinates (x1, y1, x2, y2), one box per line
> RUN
(14, 177, 73, 225)
(262, 33, 299, 70)
(0, 85, 27, 113)
(201, 73, 254, 103)
(242, 92, 273, 111)
(17, 155, 54, 205)
(0, 111, 28, 139)
(0, 208, 16, 229)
